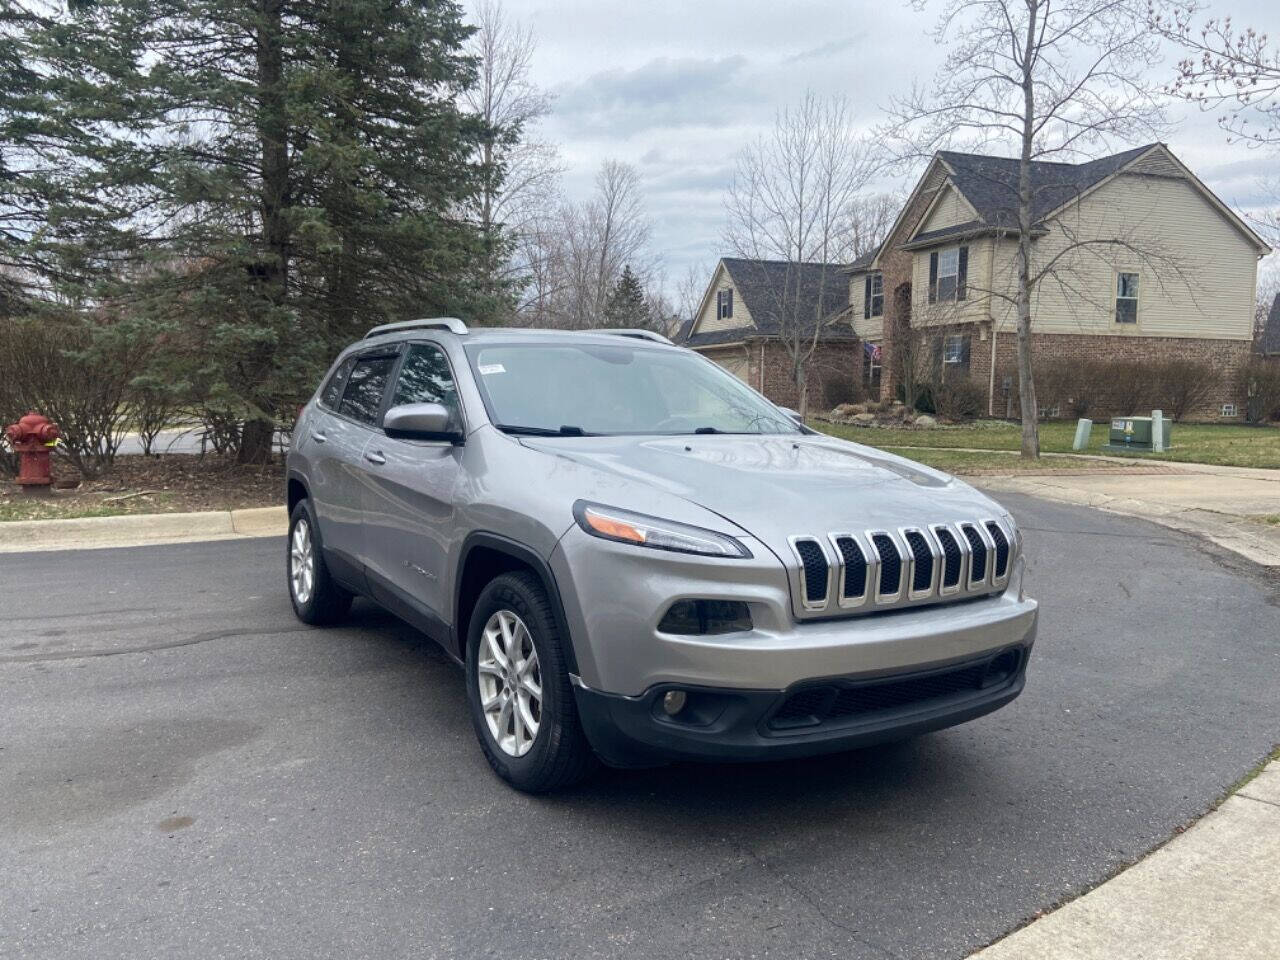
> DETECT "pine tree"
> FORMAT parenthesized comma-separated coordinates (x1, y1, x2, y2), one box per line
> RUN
(27, 0, 496, 462)
(603, 265, 649, 330)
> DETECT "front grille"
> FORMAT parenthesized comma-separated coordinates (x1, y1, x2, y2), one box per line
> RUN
(934, 526, 963, 588)
(786, 518, 1014, 618)
(794, 538, 829, 605)
(768, 650, 1022, 731)
(904, 530, 933, 593)
(986, 521, 1010, 578)
(833, 536, 867, 600)
(870, 534, 901, 596)
(961, 524, 987, 582)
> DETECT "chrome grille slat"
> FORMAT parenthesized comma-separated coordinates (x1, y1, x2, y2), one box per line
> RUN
(788, 520, 1016, 618)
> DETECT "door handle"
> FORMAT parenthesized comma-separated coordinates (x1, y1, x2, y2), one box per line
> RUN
(311, 431, 327, 443)
(364, 450, 386, 465)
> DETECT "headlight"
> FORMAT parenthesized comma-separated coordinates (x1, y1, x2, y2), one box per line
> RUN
(572, 501, 752, 558)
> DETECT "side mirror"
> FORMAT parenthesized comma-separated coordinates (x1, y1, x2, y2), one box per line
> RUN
(780, 407, 804, 424)
(382, 402, 464, 443)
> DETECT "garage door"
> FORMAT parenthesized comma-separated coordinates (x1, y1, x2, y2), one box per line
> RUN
(704, 349, 748, 383)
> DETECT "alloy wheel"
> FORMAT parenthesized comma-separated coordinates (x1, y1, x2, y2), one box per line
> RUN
(477, 609, 542, 757)
(290, 518, 315, 605)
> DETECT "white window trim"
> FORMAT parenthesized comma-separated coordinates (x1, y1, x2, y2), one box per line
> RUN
(869, 273, 884, 318)
(943, 333, 968, 366)
(717, 288, 734, 320)
(937, 248, 960, 302)
(1115, 270, 1140, 326)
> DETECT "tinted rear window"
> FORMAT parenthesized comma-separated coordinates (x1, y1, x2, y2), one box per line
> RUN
(338, 356, 396, 425)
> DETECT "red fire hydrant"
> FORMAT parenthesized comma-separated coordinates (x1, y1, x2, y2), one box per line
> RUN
(5, 412, 61, 495)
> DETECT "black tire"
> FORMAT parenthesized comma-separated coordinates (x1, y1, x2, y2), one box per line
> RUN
(466, 571, 596, 792)
(287, 500, 353, 625)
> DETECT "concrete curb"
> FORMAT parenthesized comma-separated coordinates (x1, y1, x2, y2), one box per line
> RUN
(0, 505, 288, 553)
(970, 760, 1280, 959)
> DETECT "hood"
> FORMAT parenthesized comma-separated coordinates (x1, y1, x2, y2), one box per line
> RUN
(518, 433, 1006, 552)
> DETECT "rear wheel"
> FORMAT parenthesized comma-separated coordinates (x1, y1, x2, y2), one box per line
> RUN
(287, 500, 353, 625)
(466, 571, 596, 792)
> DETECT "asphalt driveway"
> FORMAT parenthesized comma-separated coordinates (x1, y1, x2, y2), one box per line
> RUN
(2, 494, 1278, 959)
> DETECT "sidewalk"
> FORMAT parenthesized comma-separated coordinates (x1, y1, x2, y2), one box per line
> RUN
(975, 459, 1280, 567)
(972, 760, 1280, 959)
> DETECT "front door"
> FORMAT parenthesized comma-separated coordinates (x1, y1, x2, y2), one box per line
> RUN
(315, 349, 399, 575)
(360, 340, 465, 624)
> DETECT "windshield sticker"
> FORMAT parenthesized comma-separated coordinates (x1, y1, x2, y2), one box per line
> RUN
(478, 363, 506, 375)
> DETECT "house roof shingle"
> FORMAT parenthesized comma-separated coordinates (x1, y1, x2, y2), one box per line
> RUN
(682, 258, 853, 347)
(933, 144, 1158, 230)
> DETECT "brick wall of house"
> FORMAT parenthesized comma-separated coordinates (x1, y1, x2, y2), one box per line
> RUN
(967, 329, 1252, 420)
(877, 184, 946, 401)
(748, 340, 861, 411)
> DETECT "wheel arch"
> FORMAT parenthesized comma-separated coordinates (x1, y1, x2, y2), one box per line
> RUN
(454, 532, 578, 673)
(286, 472, 309, 515)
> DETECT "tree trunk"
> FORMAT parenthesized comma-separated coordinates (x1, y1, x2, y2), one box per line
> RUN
(1015, 0, 1041, 459)
(238, 417, 275, 465)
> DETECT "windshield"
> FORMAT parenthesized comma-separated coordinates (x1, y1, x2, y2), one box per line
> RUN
(463, 341, 802, 437)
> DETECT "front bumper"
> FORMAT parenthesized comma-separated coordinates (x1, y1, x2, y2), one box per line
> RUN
(573, 642, 1032, 767)
(550, 525, 1038, 696)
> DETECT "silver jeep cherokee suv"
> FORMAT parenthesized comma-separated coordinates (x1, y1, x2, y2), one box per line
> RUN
(285, 318, 1038, 791)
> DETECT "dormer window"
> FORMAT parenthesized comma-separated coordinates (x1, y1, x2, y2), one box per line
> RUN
(717, 288, 734, 319)
(864, 273, 884, 319)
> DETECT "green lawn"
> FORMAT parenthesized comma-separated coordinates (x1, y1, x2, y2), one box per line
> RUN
(859, 447, 1124, 475)
(814, 420, 1280, 469)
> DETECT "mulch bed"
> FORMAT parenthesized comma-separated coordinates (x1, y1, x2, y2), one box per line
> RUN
(2, 453, 283, 516)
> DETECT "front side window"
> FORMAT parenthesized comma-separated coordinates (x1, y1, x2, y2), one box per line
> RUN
(393, 343, 459, 413)
(464, 341, 800, 436)
(1116, 272, 1139, 324)
(717, 288, 734, 320)
(338, 355, 396, 425)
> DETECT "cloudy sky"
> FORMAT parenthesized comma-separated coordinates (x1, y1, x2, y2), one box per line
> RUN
(480, 0, 1279, 291)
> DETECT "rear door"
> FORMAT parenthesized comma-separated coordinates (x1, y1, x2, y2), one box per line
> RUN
(360, 340, 465, 623)
(312, 348, 400, 575)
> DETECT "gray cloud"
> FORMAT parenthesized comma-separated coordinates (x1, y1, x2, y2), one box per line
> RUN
(550, 55, 755, 136)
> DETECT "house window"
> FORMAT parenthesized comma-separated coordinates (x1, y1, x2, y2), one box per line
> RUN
(928, 246, 968, 303)
(863, 341, 882, 393)
(1116, 272, 1139, 324)
(943, 333, 971, 372)
(864, 273, 884, 319)
(717, 288, 734, 320)
(1221, 402, 1238, 418)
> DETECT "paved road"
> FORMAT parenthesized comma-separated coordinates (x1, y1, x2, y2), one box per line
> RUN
(115, 427, 289, 456)
(3, 495, 1278, 960)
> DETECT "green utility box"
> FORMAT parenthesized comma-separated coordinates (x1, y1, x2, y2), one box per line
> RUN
(1103, 416, 1172, 452)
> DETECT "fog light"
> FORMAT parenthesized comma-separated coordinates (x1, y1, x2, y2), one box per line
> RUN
(662, 690, 687, 716)
(657, 599, 752, 635)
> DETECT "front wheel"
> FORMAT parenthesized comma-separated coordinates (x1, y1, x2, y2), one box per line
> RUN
(287, 500, 353, 625)
(466, 571, 596, 792)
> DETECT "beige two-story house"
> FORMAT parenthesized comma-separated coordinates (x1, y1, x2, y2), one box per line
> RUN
(848, 143, 1272, 417)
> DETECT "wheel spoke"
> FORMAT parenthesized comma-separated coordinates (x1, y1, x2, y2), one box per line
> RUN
(477, 608, 545, 758)
(483, 626, 508, 669)
(517, 695, 539, 739)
